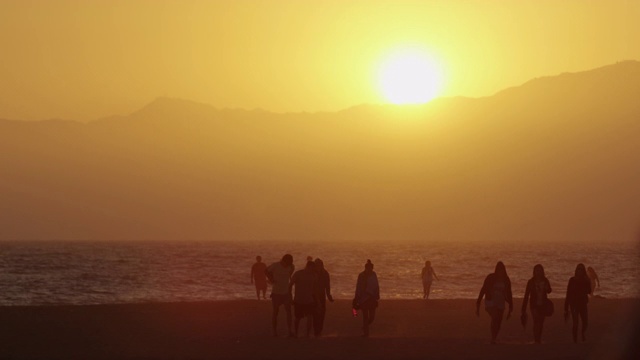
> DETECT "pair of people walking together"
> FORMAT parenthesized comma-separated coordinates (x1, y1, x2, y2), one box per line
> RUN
(266, 255, 334, 338)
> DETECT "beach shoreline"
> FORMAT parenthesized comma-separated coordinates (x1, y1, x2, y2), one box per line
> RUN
(0, 298, 637, 359)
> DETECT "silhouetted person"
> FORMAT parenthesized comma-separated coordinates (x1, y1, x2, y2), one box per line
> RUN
(587, 266, 600, 296)
(564, 263, 591, 343)
(354, 259, 380, 337)
(289, 261, 318, 338)
(522, 264, 552, 344)
(421, 260, 439, 299)
(266, 254, 295, 337)
(313, 258, 334, 336)
(476, 261, 513, 344)
(251, 256, 268, 300)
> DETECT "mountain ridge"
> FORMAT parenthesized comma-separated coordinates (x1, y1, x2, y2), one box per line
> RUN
(3, 60, 638, 124)
(494, 60, 640, 97)
(0, 61, 638, 241)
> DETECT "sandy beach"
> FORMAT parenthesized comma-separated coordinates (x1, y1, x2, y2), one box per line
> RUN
(0, 298, 637, 359)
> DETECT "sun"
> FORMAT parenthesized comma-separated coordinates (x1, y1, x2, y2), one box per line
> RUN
(378, 50, 444, 104)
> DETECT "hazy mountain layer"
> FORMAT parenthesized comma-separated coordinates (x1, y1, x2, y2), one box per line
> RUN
(1, 61, 639, 241)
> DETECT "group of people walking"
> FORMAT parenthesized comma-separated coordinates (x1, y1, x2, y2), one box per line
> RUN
(251, 255, 378, 338)
(477, 262, 596, 344)
(251, 255, 336, 337)
(251, 255, 599, 343)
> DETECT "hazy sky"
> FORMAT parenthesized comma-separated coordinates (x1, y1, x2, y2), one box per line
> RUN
(1, 0, 639, 120)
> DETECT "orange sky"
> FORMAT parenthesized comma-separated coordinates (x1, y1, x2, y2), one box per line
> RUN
(1, 0, 639, 120)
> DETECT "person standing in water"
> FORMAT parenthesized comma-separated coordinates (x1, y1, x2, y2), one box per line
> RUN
(354, 259, 380, 337)
(313, 258, 334, 337)
(565, 263, 591, 343)
(250, 256, 268, 300)
(522, 264, 552, 344)
(421, 261, 439, 299)
(587, 266, 600, 296)
(476, 261, 513, 344)
(266, 254, 295, 337)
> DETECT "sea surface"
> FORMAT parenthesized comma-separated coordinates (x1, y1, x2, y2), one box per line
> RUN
(0, 240, 638, 306)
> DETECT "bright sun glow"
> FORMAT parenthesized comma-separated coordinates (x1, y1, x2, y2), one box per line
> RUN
(379, 50, 444, 104)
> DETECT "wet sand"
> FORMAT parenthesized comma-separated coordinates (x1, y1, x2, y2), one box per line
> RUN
(0, 298, 637, 359)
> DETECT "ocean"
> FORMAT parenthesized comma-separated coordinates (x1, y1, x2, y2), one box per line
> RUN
(0, 240, 637, 306)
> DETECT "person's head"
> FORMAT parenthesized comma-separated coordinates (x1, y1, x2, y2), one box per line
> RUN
(281, 254, 293, 267)
(533, 264, 545, 279)
(307, 256, 313, 262)
(364, 259, 374, 272)
(305, 261, 315, 270)
(575, 263, 587, 278)
(494, 261, 507, 278)
(256, 255, 262, 263)
(314, 258, 324, 271)
(587, 266, 595, 274)
(425, 261, 431, 267)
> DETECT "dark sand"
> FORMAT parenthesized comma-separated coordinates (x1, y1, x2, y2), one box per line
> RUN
(0, 298, 638, 359)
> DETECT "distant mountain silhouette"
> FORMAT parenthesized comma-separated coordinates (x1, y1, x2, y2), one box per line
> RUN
(1, 61, 639, 241)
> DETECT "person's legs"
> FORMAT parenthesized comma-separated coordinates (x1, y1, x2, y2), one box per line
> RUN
(539, 314, 546, 343)
(271, 297, 281, 336)
(485, 309, 494, 342)
(571, 306, 579, 343)
(362, 303, 377, 337)
(255, 286, 260, 300)
(490, 311, 498, 343)
(293, 303, 304, 337)
(532, 313, 540, 343)
(533, 310, 544, 343)
(368, 307, 376, 326)
(580, 305, 588, 341)
(306, 312, 313, 337)
(425, 281, 432, 299)
(294, 317, 301, 336)
(489, 308, 504, 344)
(314, 298, 326, 336)
(285, 299, 293, 336)
(362, 308, 370, 337)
